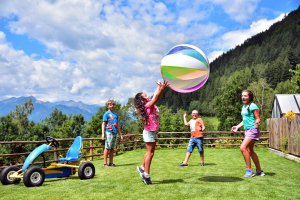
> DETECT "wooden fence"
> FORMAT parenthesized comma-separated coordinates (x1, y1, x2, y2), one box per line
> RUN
(121, 131, 269, 150)
(0, 131, 269, 170)
(267, 116, 300, 156)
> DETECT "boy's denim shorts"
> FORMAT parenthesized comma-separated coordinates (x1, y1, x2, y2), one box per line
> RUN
(187, 137, 204, 154)
(105, 131, 117, 149)
(143, 130, 158, 143)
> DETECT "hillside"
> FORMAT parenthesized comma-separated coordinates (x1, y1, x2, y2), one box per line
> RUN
(159, 6, 300, 116)
(0, 96, 99, 122)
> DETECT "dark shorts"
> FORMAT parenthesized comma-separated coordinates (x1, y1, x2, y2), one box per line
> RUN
(245, 128, 260, 141)
(187, 137, 204, 154)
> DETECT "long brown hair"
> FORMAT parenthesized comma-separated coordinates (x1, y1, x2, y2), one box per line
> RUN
(134, 92, 148, 125)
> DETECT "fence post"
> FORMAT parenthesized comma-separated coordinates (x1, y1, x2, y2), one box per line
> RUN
(53, 147, 58, 161)
(89, 140, 93, 160)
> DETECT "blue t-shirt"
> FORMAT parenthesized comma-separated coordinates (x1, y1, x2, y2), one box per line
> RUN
(103, 111, 119, 134)
(241, 103, 259, 130)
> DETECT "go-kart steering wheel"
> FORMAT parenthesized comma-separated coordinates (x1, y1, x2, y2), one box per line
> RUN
(46, 136, 59, 148)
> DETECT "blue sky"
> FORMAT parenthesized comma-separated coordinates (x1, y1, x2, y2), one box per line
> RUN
(0, 0, 299, 105)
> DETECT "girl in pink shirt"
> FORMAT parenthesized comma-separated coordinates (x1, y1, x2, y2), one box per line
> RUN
(144, 101, 159, 131)
(134, 80, 169, 185)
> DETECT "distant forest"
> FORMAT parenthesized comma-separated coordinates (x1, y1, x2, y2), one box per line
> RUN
(159, 7, 300, 130)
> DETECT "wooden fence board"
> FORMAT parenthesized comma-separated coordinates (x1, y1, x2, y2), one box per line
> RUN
(289, 117, 300, 155)
(267, 116, 300, 156)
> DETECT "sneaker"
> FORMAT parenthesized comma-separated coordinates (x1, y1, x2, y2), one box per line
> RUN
(244, 169, 254, 178)
(179, 162, 188, 167)
(103, 164, 108, 167)
(108, 163, 116, 167)
(136, 166, 144, 178)
(255, 171, 266, 176)
(141, 173, 152, 185)
(200, 162, 205, 166)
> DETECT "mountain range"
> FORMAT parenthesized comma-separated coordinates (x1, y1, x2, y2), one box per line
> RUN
(0, 96, 100, 122)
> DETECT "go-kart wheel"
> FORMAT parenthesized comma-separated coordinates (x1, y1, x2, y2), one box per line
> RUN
(0, 165, 21, 185)
(45, 136, 59, 148)
(23, 166, 45, 187)
(78, 162, 95, 179)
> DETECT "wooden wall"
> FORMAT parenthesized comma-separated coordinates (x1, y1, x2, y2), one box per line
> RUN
(267, 116, 300, 156)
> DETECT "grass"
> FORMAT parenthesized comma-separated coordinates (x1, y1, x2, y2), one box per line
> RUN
(1, 148, 300, 200)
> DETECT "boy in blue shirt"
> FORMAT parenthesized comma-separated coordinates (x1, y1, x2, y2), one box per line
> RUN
(102, 100, 123, 167)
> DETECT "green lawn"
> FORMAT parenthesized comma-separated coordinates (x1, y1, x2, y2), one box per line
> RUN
(1, 148, 300, 200)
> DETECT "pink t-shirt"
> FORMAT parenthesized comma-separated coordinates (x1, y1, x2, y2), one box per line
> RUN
(144, 102, 159, 131)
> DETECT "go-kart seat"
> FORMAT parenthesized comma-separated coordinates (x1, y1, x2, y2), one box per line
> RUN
(58, 136, 82, 162)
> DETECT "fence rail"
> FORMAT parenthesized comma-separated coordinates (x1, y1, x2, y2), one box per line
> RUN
(120, 131, 269, 150)
(0, 131, 269, 170)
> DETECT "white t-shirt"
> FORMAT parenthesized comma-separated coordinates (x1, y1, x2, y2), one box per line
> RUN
(189, 119, 197, 131)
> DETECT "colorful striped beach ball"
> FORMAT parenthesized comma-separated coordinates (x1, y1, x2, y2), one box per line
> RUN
(160, 44, 210, 93)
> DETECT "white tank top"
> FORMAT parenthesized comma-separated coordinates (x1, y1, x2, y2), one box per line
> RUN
(189, 119, 197, 131)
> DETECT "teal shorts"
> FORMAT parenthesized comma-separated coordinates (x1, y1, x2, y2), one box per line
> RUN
(143, 130, 158, 143)
(105, 132, 117, 149)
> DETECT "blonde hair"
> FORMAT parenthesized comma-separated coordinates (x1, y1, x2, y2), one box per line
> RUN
(105, 99, 115, 107)
(192, 110, 199, 114)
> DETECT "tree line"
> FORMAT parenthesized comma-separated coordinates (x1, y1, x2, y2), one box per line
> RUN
(0, 98, 219, 142)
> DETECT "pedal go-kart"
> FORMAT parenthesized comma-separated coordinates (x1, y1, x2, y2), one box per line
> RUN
(0, 136, 95, 187)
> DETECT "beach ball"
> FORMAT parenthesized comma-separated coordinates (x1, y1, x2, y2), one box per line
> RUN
(160, 44, 210, 93)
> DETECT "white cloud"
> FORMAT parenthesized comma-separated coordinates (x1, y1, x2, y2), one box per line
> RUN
(6, 0, 114, 52)
(211, 0, 260, 23)
(70, 78, 93, 94)
(0, 0, 295, 105)
(210, 13, 286, 60)
(0, 0, 180, 104)
(0, 31, 75, 101)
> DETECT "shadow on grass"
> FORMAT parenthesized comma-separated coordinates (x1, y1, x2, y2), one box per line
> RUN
(203, 163, 217, 166)
(6, 182, 27, 188)
(152, 179, 185, 184)
(265, 172, 276, 176)
(115, 163, 138, 167)
(44, 175, 98, 185)
(45, 177, 70, 182)
(199, 176, 243, 182)
(189, 163, 217, 166)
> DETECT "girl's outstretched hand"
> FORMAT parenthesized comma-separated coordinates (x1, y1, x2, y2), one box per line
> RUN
(156, 80, 169, 89)
(163, 80, 170, 88)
